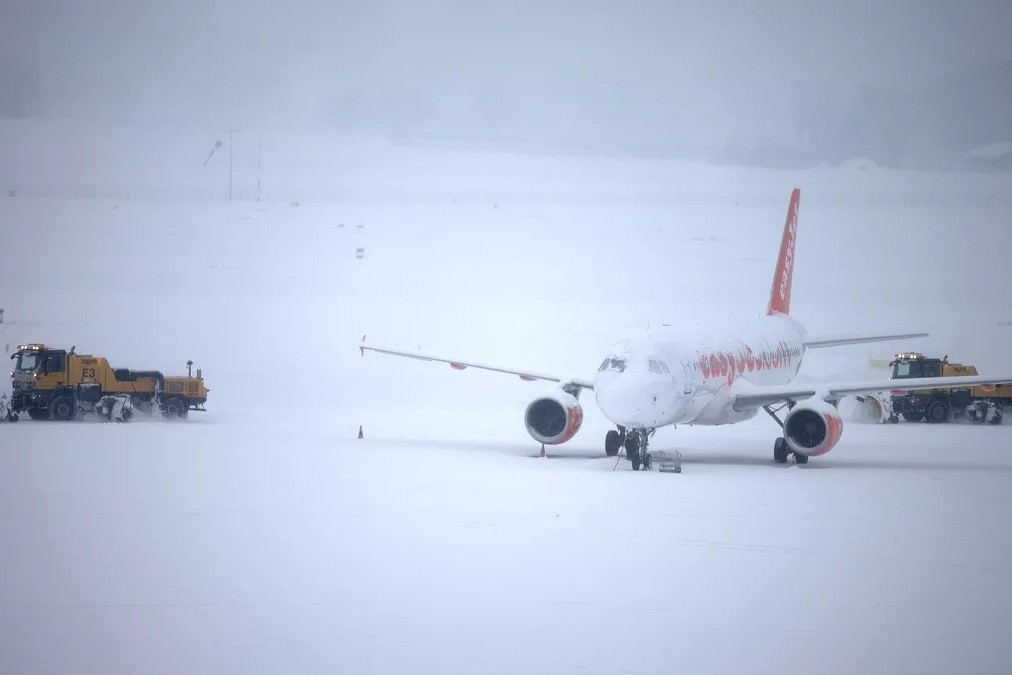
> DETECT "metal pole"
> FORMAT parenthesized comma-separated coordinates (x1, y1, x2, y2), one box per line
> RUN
(256, 137, 262, 203)
(228, 128, 235, 202)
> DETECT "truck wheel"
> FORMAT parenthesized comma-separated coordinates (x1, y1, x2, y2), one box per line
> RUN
(163, 397, 187, 418)
(51, 397, 75, 421)
(28, 408, 49, 421)
(902, 411, 924, 422)
(927, 401, 949, 423)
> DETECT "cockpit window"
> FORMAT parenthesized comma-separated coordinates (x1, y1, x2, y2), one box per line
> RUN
(601, 357, 627, 373)
(648, 360, 671, 374)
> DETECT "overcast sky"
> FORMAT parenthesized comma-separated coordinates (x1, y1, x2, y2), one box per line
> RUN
(3, 0, 1011, 142)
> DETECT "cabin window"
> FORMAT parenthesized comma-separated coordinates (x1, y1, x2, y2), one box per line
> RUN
(44, 353, 65, 373)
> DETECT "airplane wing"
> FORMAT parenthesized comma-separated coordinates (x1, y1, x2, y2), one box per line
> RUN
(360, 341, 595, 390)
(803, 332, 928, 348)
(732, 374, 1012, 411)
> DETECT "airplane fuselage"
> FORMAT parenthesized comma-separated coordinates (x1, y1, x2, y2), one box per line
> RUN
(593, 313, 806, 429)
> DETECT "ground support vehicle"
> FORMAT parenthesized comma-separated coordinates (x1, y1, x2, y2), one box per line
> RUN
(888, 352, 1008, 424)
(10, 344, 208, 421)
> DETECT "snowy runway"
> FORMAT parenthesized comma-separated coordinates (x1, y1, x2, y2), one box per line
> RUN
(3, 416, 1011, 674)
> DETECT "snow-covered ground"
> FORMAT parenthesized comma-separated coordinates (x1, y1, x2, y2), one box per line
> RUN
(2, 140, 1012, 674)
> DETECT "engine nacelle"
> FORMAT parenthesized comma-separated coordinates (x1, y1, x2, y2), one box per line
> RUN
(525, 391, 584, 445)
(848, 391, 893, 424)
(783, 399, 843, 457)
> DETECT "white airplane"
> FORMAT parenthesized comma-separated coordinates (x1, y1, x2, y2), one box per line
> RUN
(363, 189, 1012, 469)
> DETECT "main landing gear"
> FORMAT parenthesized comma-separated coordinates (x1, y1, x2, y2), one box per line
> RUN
(763, 402, 808, 465)
(605, 426, 655, 470)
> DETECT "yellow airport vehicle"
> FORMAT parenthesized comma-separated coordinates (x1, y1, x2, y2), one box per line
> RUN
(888, 352, 1009, 424)
(9, 344, 208, 421)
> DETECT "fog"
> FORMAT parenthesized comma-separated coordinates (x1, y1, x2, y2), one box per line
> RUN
(4, 5, 1012, 674)
(3, 1, 1011, 167)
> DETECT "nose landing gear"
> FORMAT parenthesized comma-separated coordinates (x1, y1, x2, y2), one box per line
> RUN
(624, 428, 654, 471)
(603, 427, 661, 471)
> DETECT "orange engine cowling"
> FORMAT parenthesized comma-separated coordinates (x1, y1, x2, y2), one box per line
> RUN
(525, 391, 584, 445)
(783, 399, 843, 456)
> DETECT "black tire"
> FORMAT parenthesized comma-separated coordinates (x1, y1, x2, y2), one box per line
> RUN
(902, 411, 924, 422)
(163, 397, 187, 419)
(51, 397, 75, 421)
(794, 452, 809, 465)
(773, 437, 789, 463)
(625, 432, 642, 470)
(28, 408, 49, 421)
(927, 401, 949, 424)
(605, 430, 622, 457)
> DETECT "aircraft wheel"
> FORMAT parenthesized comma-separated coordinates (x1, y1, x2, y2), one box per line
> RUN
(605, 430, 622, 456)
(794, 452, 809, 465)
(773, 437, 789, 463)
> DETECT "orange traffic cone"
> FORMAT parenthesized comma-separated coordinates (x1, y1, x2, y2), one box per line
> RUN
(357, 425, 364, 439)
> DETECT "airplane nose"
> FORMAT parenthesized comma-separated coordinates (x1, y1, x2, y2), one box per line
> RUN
(595, 372, 683, 428)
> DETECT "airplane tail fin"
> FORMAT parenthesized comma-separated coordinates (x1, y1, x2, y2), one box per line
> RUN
(766, 188, 801, 316)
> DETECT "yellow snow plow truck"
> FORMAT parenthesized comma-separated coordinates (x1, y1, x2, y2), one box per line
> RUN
(888, 352, 1009, 424)
(9, 344, 208, 421)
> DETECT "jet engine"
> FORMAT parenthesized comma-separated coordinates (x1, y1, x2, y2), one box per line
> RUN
(525, 390, 583, 445)
(848, 391, 893, 424)
(783, 399, 843, 456)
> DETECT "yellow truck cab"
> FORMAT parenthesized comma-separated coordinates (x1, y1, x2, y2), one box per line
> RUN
(10, 344, 208, 421)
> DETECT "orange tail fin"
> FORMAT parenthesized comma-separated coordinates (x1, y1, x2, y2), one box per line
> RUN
(766, 188, 801, 316)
